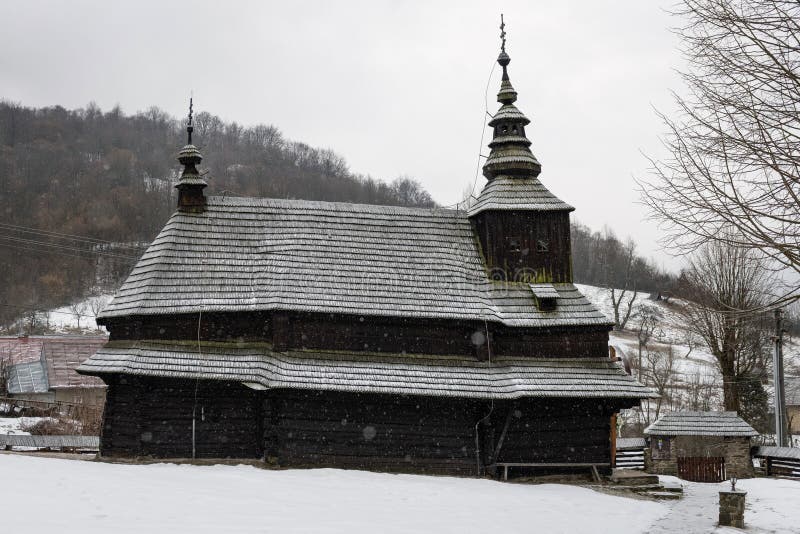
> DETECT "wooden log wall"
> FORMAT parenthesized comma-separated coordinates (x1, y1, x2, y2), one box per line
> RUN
(103, 312, 610, 360)
(265, 390, 484, 476)
(471, 211, 573, 283)
(487, 399, 630, 471)
(101, 375, 262, 459)
(100, 375, 631, 477)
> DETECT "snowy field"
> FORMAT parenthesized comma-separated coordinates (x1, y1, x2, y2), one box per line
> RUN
(0, 455, 666, 534)
(1, 455, 799, 534)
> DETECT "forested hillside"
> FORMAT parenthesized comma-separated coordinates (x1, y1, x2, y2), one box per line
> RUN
(0, 102, 675, 331)
(0, 102, 435, 327)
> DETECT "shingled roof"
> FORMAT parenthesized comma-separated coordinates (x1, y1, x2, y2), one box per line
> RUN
(644, 411, 758, 437)
(77, 340, 656, 400)
(99, 197, 611, 328)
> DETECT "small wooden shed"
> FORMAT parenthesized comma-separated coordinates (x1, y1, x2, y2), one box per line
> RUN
(644, 411, 758, 481)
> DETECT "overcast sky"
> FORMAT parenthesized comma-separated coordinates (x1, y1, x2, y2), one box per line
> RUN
(1, 0, 685, 269)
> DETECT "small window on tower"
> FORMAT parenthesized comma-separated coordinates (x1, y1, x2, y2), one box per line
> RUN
(507, 238, 522, 253)
(536, 240, 549, 253)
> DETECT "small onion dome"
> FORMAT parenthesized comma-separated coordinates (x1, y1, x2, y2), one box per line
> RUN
(176, 144, 206, 186)
(482, 47, 542, 179)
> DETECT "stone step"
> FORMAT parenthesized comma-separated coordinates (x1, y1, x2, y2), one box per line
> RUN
(645, 491, 682, 500)
(609, 470, 660, 486)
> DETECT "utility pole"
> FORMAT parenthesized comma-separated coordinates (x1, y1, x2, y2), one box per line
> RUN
(773, 308, 787, 447)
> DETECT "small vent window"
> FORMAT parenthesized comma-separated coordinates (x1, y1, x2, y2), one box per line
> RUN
(536, 240, 549, 253)
(529, 283, 559, 312)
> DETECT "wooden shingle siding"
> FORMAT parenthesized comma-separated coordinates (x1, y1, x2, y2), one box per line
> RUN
(81, 341, 657, 401)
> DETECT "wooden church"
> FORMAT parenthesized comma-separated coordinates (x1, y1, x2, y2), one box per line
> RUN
(79, 26, 654, 477)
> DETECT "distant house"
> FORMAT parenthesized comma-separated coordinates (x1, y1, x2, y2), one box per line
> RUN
(645, 411, 758, 480)
(787, 377, 800, 434)
(0, 336, 108, 406)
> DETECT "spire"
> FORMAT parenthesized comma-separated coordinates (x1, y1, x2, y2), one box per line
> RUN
(175, 97, 207, 212)
(481, 16, 542, 180)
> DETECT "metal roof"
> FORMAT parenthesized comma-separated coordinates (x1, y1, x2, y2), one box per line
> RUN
(644, 411, 758, 437)
(78, 340, 656, 400)
(98, 197, 609, 329)
(7, 360, 49, 394)
(0, 336, 107, 392)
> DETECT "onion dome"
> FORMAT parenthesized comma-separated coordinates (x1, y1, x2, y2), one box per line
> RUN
(482, 47, 542, 180)
(175, 98, 207, 211)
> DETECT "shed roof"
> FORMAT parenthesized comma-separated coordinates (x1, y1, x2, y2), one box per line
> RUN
(77, 340, 656, 400)
(644, 411, 758, 437)
(0, 336, 107, 392)
(7, 360, 49, 394)
(99, 197, 610, 329)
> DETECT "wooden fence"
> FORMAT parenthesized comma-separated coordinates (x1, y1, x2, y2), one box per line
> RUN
(677, 456, 726, 482)
(753, 446, 800, 480)
(0, 434, 99, 452)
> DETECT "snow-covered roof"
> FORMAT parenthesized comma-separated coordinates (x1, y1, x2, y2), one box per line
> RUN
(644, 411, 758, 437)
(78, 340, 656, 400)
(467, 176, 573, 216)
(99, 197, 610, 328)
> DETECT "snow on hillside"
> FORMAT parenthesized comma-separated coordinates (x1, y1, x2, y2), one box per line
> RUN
(577, 283, 800, 417)
(6, 294, 114, 334)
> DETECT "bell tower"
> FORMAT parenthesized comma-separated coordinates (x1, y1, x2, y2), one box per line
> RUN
(469, 17, 574, 284)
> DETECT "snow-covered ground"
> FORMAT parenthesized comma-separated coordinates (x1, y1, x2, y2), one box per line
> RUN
(0, 416, 45, 435)
(0, 455, 667, 534)
(2, 455, 799, 533)
(44, 294, 112, 333)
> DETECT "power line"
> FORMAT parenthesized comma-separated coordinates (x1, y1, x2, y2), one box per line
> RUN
(0, 222, 147, 250)
(0, 234, 141, 261)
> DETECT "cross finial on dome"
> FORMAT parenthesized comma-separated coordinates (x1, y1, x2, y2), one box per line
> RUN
(500, 14, 506, 53)
(187, 96, 194, 145)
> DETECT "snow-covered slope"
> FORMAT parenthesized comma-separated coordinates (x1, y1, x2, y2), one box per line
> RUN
(577, 283, 799, 416)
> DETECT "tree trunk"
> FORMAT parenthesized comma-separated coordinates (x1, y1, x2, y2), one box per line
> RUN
(720, 352, 739, 411)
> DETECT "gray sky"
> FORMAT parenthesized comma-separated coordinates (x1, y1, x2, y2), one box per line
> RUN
(1, 0, 684, 269)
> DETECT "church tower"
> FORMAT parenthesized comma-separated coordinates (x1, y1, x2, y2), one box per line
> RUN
(469, 19, 574, 284)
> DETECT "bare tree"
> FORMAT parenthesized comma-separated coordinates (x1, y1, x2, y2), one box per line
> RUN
(69, 301, 88, 330)
(644, 345, 678, 421)
(640, 0, 800, 306)
(608, 239, 639, 330)
(636, 304, 660, 382)
(680, 241, 772, 411)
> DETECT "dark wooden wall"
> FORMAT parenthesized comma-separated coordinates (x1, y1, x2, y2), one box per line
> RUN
(100, 375, 262, 459)
(487, 399, 625, 466)
(471, 210, 572, 283)
(264, 389, 483, 476)
(99, 375, 634, 477)
(102, 312, 610, 359)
